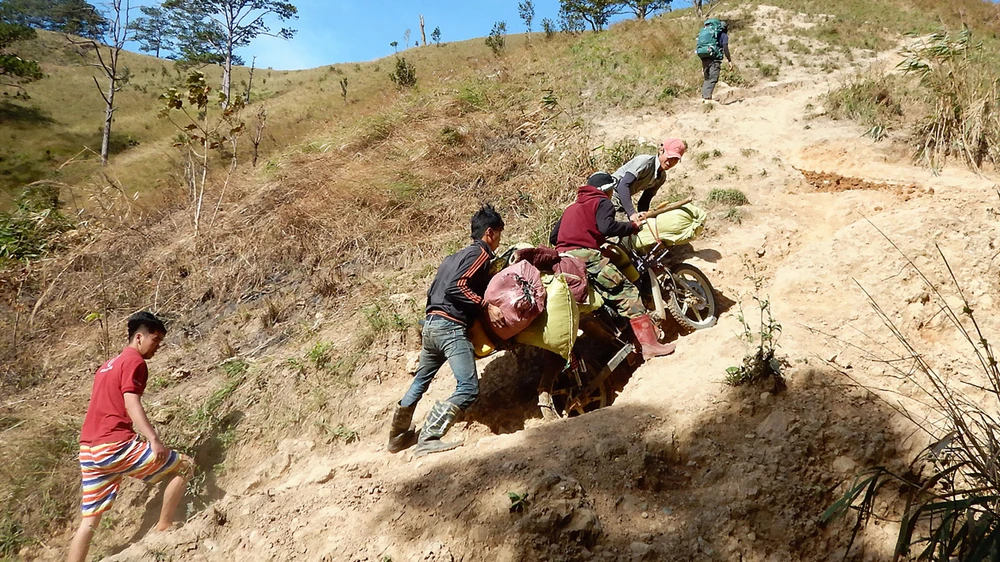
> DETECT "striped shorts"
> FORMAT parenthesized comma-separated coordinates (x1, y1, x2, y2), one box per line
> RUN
(79, 437, 184, 517)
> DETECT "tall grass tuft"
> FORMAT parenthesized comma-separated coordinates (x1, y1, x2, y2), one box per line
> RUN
(0, 420, 79, 557)
(599, 138, 656, 171)
(726, 257, 783, 387)
(0, 186, 74, 263)
(826, 71, 907, 142)
(899, 28, 1000, 171)
(824, 225, 1000, 560)
(707, 188, 749, 206)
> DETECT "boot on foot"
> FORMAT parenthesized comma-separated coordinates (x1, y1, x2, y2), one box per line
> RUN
(629, 314, 676, 360)
(413, 400, 463, 457)
(387, 402, 417, 453)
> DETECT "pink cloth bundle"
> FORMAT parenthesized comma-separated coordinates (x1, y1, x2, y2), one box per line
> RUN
(484, 260, 546, 340)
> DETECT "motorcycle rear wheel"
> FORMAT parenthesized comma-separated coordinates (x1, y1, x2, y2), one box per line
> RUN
(664, 264, 717, 332)
(543, 367, 610, 418)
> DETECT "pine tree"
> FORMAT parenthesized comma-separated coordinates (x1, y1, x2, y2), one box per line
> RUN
(0, 21, 42, 86)
(129, 5, 174, 58)
(163, 0, 298, 107)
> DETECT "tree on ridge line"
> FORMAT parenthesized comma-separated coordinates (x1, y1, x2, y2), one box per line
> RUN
(163, 0, 298, 107)
(0, 21, 42, 88)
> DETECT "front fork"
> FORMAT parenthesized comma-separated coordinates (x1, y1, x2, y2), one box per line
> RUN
(648, 267, 668, 322)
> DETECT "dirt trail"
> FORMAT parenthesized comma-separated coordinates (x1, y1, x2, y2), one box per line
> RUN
(49, 6, 1000, 562)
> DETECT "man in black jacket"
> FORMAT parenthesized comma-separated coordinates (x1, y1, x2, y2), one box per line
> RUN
(388, 203, 506, 457)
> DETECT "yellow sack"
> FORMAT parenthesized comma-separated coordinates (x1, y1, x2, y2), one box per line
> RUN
(468, 318, 498, 359)
(624, 204, 707, 252)
(514, 273, 579, 360)
(578, 280, 603, 315)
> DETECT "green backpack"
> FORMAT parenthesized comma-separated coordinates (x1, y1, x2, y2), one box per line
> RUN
(696, 19, 725, 60)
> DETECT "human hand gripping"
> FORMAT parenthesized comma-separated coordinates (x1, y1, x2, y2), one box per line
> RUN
(150, 436, 168, 462)
(487, 303, 507, 331)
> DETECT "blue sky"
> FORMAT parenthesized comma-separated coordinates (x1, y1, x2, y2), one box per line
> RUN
(140, 0, 643, 70)
(115, 0, 1000, 70)
(137, 0, 1000, 71)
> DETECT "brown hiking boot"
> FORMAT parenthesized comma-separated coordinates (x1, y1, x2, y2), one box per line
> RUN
(629, 314, 676, 360)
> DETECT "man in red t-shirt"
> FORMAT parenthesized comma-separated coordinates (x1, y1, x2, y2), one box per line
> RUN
(67, 311, 193, 562)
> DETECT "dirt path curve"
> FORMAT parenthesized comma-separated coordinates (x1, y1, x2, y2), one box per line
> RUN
(591, 3, 998, 420)
(93, 6, 1000, 562)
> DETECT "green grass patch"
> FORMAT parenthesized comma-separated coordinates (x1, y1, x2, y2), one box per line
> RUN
(786, 39, 813, 55)
(198, 376, 245, 423)
(456, 84, 490, 113)
(330, 424, 359, 444)
(693, 149, 723, 169)
(707, 189, 750, 206)
(363, 299, 412, 334)
(352, 111, 403, 150)
(0, 189, 74, 264)
(825, 71, 908, 141)
(599, 138, 656, 171)
(720, 65, 752, 88)
(220, 357, 249, 378)
(307, 341, 334, 370)
(756, 62, 780, 79)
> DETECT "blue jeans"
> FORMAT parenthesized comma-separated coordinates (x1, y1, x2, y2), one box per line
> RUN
(400, 315, 479, 410)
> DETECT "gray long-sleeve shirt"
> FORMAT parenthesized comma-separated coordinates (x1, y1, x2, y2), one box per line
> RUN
(611, 155, 667, 217)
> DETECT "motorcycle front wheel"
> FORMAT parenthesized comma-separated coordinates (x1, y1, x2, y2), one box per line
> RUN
(664, 264, 717, 332)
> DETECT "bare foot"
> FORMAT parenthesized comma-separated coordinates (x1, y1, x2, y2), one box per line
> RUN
(154, 521, 181, 532)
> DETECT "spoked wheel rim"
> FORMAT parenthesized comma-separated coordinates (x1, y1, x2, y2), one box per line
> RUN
(546, 369, 609, 418)
(663, 265, 717, 331)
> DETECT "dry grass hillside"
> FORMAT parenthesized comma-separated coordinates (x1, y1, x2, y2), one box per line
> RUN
(2, 0, 1000, 560)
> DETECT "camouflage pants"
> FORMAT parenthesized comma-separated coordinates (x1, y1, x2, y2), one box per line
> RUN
(565, 248, 645, 319)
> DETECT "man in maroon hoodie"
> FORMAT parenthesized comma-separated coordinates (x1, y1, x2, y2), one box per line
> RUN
(549, 173, 675, 360)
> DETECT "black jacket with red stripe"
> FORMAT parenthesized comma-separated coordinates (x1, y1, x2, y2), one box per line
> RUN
(425, 239, 494, 327)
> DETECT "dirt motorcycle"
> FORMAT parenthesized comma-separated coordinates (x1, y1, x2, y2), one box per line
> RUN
(538, 198, 718, 418)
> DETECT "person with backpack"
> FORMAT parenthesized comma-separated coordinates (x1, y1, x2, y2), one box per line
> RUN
(696, 18, 733, 101)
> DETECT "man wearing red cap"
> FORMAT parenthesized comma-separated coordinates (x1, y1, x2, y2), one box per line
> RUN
(605, 139, 687, 223)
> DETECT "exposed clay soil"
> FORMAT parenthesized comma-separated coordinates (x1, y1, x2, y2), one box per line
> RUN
(798, 169, 930, 198)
